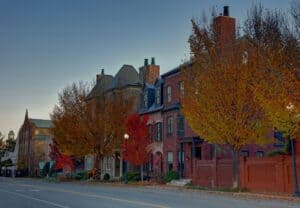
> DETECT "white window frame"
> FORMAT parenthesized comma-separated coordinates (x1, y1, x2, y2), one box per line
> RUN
(167, 86, 172, 102)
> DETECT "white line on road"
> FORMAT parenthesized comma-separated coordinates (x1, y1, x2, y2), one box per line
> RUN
(3, 182, 170, 208)
(0, 189, 70, 208)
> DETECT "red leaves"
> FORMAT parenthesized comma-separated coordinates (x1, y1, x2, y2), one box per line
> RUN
(121, 113, 151, 165)
(49, 143, 74, 171)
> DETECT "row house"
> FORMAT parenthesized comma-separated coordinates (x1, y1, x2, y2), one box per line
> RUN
(139, 7, 280, 181)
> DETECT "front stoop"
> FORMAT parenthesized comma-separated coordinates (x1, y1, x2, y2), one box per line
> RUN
(168, 179, 191, 186)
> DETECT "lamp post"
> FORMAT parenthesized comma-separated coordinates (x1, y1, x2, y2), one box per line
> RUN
(123, 133, 129, 184)
(286, 103, 300, 197)
(290, 137, 300, 197)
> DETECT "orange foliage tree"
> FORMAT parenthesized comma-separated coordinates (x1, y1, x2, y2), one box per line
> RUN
(121, 113, 151, 181)
(51, 82, 133, 169)
(182, 16, 270, 188)
(244, 4, 300, 143)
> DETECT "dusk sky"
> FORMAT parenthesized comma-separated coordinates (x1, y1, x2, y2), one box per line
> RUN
(0, 0, 292, 137)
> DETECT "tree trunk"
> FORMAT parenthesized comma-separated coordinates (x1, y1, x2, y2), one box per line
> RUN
(94, 153, 100, 169)
(232, 149, 239, 189)
(141, 164, 144, 182)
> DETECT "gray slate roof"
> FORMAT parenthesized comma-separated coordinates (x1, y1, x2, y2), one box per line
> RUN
(29, 119, 53, 129)
(86, 74, 113, 99)
(110, 65, 139, 89)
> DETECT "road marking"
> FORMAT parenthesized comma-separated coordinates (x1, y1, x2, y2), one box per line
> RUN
(7, 182, 170, 208)
(30, 189, 41, 192)
(0, 189, 70, 208)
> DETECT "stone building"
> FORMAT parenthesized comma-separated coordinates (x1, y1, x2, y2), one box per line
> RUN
(17, 110, 53, 176)
(86, 58, 160, 179)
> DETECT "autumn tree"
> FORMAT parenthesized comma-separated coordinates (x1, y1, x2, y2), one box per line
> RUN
(51, 82, 134, 170)
(291, 0, 300, 36)
(244, 4, 300, 194)
(121, 113, 151, 181)
(244, 4, 300, 141)
(182, 14, 271, 188)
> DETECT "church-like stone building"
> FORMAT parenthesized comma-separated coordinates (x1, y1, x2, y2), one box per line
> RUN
(17, 110, 53, 176)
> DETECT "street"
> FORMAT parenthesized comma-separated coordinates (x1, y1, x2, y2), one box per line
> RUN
(0, 177, 298, 208)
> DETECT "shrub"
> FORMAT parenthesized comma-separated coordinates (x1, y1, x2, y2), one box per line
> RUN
(74, 171, 88, 180)
(266, 149, 287, 157)
(164, 171, 179, 182)
(103, 173, 110, 181)
(121, 171, 140, 182)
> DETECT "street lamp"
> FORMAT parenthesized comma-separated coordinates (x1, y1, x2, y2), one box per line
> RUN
(286, 103, 300, 197)
(290, 138, 300, 197)
(123, 133, 129, 184)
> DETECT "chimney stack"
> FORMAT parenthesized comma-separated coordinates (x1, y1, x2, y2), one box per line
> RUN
(139, 57, 160, 85)
(213, 6, 235, 51)
(96, 68, 105, 81)
(223, 6, 229, 16)
(144, 58, 149, 66)
(151, 57, 155, 65)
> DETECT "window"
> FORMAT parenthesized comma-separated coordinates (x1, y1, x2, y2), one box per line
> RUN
(178, 151, 185, 171)
(156, 122, 162, 142)
(144, 90, 148, 108)
(167, 152, 173, 171)
(167, 117, 173, 136)
(155, 87, 161, 105)
(177, 115, 185, 136)
(179, 81, 184, 96)
(240, 150, 249, 157)
(256, 150, 264, 158)
(104, 157, 113, 170)
(167, 86, 172, 102)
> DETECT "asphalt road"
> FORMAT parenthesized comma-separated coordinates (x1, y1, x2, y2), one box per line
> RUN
(0, 177, 299, 208)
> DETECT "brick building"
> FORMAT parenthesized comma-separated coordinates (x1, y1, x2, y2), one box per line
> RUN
(139, 7, 283, 183)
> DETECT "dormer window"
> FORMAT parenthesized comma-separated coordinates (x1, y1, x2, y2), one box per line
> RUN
(144, 90, 148, 108)
(167, 86, 172, 102)
(155, 87, 161, 105)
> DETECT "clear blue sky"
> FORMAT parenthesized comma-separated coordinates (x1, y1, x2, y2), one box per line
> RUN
(0, 0, 292, 137)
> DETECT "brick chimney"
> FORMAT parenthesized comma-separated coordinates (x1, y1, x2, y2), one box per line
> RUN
(213, 6, 236, 50)
(139, 57, 160, 85)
